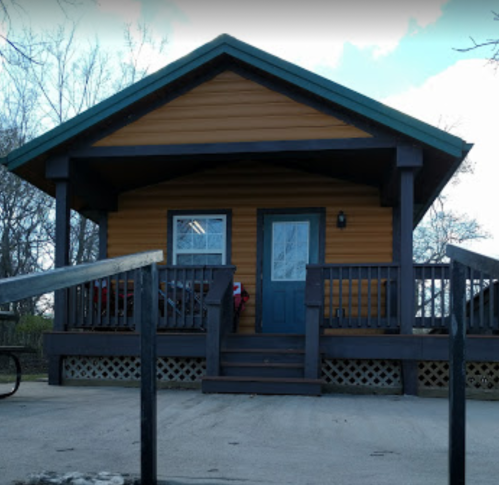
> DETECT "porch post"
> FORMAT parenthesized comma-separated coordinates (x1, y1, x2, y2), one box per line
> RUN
(98, 212, 108, 260)
(305, 266, 323, 379)
(397, 146, 422, 395)
(46, 156, 71, 385)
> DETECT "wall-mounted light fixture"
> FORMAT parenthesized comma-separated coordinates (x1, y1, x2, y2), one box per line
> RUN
(337, 211, 347, 229)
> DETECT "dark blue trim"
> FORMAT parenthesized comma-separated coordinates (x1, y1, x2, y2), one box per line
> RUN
(396, 145, 423, 168)
(71, 138, 396, 159)
(98, 213, 108, 260)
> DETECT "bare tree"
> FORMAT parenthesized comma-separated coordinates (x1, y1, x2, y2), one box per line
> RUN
(455, 10, 499, 63)
(0, 0, 78, 64)
(1, 17, 167, 318)
(0, 125, 54, 315)
(413, 195, 488, 264)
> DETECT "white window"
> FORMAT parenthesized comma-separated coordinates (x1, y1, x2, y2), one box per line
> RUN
(172, 215, 227, 265)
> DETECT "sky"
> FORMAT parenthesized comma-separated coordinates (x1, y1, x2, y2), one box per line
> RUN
(2, 0, 499, 256)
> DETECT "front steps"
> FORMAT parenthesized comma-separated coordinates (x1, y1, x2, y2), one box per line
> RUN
(202, 376, 323, 395)
(201, 334, 323, 396)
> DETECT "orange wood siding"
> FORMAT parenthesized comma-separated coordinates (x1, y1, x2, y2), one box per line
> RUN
(107, 162, 392, 334)
(94, 71, 371, 147)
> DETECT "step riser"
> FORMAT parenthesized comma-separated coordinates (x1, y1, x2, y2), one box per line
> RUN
(222, 366, 303, 379)
(222, 352, 304, 364)
(202, 380, 321, 396)
(225, 335, 305, 350)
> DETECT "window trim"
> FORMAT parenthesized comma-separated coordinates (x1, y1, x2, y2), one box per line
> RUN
(167, 209, 232, 265)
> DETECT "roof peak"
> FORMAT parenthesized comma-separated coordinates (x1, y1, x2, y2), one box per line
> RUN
(2, 33, 469, 171)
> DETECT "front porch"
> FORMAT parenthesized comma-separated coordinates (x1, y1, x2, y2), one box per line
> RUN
(44, 259, 499, 396)
(56, 261, 456, 333)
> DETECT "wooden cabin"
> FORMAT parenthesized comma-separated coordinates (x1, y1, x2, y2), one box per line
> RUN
(5, 35, 496, 397)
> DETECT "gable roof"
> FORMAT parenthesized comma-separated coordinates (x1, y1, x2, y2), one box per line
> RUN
(1, 34, 471, 172)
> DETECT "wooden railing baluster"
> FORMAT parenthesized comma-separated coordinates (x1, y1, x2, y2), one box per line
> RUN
(377, 266, 381, 327)
(431, 266, 435, 328)
(338, 267, 343, 327)
(348, 266, 353, 328)
(440, 266, 451, 328)
(105, 276, 110, 327)
(469, 268, 474, 331)
(357, 267, 362, 328)
(329, 267, 333, 328)
(90, 279, 96, 328)
(367, 266, 372, 328)
(489, 273, 494, 330)
(114, 274, 119, 327)
(387, 268, 391, 328)
(479, 271, 484, 330)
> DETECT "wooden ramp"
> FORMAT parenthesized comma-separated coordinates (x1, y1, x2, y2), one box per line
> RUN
(202, 334, 323, 396)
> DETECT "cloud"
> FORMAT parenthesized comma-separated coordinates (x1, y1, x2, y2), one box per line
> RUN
(97, 0, 142, 25)
(163, 0, 447, 70)
(382, 59, 499, 255)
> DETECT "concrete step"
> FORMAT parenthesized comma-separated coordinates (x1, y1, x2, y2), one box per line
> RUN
(221, 362, 304, 378)
(221, 348, 305, 364)
(202, 376, 323, 396)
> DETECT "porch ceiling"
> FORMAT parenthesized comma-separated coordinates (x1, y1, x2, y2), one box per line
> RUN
(85, 147, 394, 194)
(14, 143, 457, 225)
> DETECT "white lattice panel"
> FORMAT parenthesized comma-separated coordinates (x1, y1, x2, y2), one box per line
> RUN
(322, 359, 402, 388)
(419, 361, 499, 391)
(63, 356, 206, 382)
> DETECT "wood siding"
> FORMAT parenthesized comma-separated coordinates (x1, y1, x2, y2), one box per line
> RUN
(94, 71, 371, 147)
(108, 162, 392, 334)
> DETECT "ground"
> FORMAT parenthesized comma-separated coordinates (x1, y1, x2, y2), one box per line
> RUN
(1, 383, 498, 485)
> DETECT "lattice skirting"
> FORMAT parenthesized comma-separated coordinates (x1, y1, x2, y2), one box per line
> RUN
(418, 361, 499, 393)
(322, 359, 402, 392)
(62, 356, 206, 384)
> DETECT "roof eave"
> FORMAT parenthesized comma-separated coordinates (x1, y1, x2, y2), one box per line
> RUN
(5, 33, 468, 172)
(414, 141, 474, 226)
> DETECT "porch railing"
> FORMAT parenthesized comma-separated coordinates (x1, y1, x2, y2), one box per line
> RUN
(463, 266, 499, 332)
(414, 263, 451, 329)
(67, 265, 235, 331)
(308, 263, 401, 329)
(0, 250, 165, 484)
(68, 270, 138, 330)
(445, 244, 499, 484)
(307, 260, 498, 333)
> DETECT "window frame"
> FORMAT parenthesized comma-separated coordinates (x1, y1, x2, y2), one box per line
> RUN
(167, 209, 232, 265)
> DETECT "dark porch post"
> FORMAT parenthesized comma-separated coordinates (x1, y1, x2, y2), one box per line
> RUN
(98, 212, 108, 260)
(398, 146, 422, 395)
(46, 155, 71, 385)
(305, 266, 323, 379)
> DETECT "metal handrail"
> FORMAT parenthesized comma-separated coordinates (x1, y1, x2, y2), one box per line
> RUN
(0, 250, 164, 305)
(447, 244, 499, 278)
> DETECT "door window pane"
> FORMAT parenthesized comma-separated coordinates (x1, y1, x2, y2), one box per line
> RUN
(272, 222, 309, 281)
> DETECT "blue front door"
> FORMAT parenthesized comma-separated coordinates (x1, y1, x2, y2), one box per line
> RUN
(261, 213, 320, 334)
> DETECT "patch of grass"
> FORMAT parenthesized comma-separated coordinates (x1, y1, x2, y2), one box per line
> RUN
(22, 374, 47, 382)
(0, 374, 46, 383)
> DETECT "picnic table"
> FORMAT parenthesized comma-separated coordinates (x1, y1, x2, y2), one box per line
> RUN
(0, 346, 36, 398)
(0, 312, 35, 399)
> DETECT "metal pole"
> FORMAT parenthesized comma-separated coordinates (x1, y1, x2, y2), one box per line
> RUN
(449, 261, 466, 485)
(140, 264, 158, 485)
